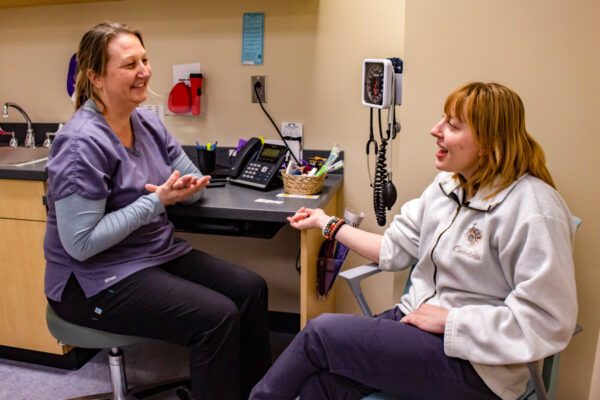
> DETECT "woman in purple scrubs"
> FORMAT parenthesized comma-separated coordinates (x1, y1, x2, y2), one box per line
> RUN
(44, 22, 270, 400)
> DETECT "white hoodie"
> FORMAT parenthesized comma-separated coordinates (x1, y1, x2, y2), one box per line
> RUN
(379, 172, 577, 399)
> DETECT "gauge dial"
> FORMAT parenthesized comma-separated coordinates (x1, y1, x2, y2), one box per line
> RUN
(364, 62, 384, 105)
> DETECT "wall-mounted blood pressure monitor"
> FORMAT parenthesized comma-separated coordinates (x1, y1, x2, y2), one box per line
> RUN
(362, 59, 394, 109)
(361, 57, 403, 226)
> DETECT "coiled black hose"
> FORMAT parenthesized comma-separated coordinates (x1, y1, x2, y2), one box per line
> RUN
(373, 139, 388, 226)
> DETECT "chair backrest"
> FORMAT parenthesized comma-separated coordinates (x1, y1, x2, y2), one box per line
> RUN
(402, 265, 415, 296)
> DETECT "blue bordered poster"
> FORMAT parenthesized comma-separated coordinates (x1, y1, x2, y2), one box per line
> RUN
(242, 13, 264, 65)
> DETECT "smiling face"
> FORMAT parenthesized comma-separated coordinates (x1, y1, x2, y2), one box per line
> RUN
(430, 112, 481, 180)
(88, 33, 151, 115)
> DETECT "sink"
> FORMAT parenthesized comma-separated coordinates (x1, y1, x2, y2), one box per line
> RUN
(0, 147, 50, 166)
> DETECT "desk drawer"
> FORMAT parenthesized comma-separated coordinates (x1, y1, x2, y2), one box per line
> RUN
(0, 179, 47, 221)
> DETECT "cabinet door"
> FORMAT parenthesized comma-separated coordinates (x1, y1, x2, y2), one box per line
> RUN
(0, 218, 66, 354)
(0, 179, 47, 221)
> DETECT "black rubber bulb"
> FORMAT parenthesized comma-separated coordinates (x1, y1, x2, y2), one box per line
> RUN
(383, 181, 397, 210)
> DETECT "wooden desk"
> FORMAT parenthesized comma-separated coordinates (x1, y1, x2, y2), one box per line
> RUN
(167, 174, 343, 328)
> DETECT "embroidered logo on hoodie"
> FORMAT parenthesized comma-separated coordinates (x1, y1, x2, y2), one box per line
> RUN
(453, 223, 482, 260)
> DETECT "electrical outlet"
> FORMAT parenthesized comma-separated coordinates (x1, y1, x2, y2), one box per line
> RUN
(251, 76, 266, 103)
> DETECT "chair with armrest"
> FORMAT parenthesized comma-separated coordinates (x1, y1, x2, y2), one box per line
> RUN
(46, 304, 192, 400)
(339, 216, 582, 400)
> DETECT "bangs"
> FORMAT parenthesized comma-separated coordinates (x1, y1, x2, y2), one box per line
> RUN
(442, 82, 556, 196)
(444, 88, 472, 123)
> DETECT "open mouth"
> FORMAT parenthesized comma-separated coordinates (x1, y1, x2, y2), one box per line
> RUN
(436, 144, 448, 157)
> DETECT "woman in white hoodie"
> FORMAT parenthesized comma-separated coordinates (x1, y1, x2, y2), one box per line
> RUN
(250, 82, 577, 400)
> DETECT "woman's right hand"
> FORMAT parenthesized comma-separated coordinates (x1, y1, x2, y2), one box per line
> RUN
(145, 170, 210, 206)
(290, 206, 383, 264)
(287, 207, 330, 231)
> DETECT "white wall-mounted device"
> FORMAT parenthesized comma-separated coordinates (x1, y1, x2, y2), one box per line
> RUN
(361, 59, 394, 109)
(361, 57, 403, 226)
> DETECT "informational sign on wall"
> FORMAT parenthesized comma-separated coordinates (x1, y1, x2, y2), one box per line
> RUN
(242, 12, 264, 65)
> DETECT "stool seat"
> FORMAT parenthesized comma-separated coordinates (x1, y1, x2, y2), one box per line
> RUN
(46, 304, 191, 400)
(46, 305, 145, 349)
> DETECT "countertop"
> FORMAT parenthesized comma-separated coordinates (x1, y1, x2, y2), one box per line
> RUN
(0, 146, 343, 237)
(0, 157, 47, 181)
(0, 145, 342, 183)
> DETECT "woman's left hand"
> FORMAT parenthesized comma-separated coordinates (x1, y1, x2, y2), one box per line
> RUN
(145, 171, 210, 206)
(400, 304, 449, 334)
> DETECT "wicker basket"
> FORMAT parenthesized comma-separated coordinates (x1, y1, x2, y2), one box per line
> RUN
(282, 170, 326, 195)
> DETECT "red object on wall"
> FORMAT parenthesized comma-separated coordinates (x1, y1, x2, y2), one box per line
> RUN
(189, 73, 203, 115)
(168, 82, 191, 114)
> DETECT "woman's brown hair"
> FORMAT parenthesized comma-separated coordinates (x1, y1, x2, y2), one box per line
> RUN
(74, 22, 144, 110)
(444, 82, 555, 198)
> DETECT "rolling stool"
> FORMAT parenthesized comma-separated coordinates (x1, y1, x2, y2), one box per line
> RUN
(46, 304, 192, 400)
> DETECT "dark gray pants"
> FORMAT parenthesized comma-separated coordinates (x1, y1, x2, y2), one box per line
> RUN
(250, 308, 499, 400)
(49, 249, 271, 400)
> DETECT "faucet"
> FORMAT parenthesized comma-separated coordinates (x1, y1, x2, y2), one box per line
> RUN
(3, 102, 35, 148)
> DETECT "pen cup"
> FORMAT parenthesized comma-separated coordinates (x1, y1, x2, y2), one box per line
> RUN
(197, 148, 216, 175)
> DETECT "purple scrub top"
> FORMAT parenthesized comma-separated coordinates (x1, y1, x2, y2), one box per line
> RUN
(44, 99, 191, 301)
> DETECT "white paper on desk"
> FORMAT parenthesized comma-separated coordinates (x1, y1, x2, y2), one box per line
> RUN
(172, 63, 201, 85)
(276, 193, 320, 199)
(255, 198, 284, 204)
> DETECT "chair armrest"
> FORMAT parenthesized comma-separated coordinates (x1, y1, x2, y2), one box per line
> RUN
(339, 263, 381, 317)
(523, 323, 583, 400)
(339, 263, 381, 281)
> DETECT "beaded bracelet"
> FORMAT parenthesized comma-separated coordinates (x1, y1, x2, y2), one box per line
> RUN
(330, 220, 346, 241)
(322, 216, 340, 238)
(322, 216, 346, 240)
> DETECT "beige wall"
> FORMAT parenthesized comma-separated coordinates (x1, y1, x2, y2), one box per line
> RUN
(0, 0, 319, 140)
(0, 0, 321, 313)
(304, 0, 406, 314)
(403, 1, 600, 398)
(0, 0, 404, 311)
(1, 0, 598, 397)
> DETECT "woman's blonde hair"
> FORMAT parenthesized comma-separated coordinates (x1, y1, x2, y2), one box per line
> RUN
(444, 82, 555, 197)
(74, 22, 144, 110)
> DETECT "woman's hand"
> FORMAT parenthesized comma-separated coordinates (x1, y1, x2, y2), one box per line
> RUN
(401, 304, 449, 334)
(289, 207, 384, 264)
(145, 171, 211, 206)
(287, 207, 330, 231)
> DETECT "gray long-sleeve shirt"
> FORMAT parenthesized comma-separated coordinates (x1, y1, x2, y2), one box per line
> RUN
(55, 151, 203, 261)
